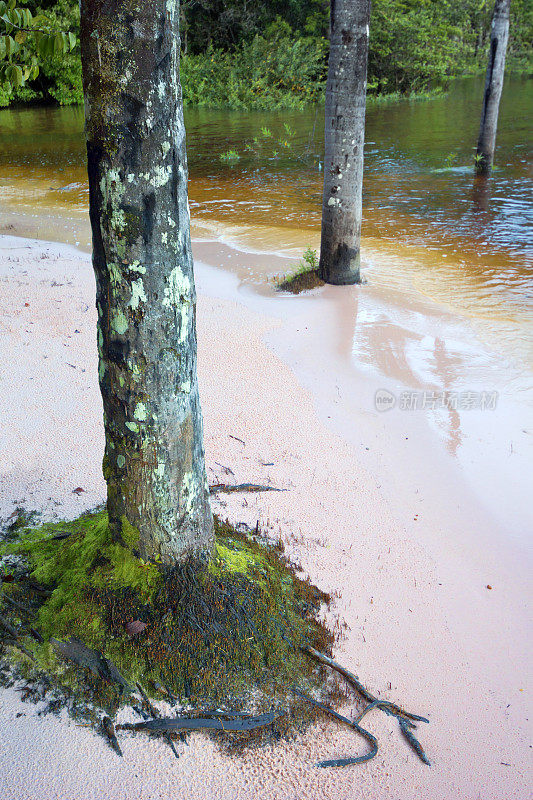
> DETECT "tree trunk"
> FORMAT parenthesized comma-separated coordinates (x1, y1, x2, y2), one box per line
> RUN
(319, 0, 371, 285)
(475, 0, 511, 177)
(79, 0, 213, 565)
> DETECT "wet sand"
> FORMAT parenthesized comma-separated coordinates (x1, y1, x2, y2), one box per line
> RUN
(0, 233, 531, 800)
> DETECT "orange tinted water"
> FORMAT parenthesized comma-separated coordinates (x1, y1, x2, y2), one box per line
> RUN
(0, 76, 531, 368)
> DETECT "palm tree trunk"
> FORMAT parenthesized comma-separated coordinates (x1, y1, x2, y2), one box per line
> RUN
(79, 0, 213, 565)
(319, 0, 371, 285)
(475, 0, 511, 176)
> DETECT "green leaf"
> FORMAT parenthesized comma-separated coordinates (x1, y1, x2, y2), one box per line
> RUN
(1, 13, 14, 31)
(3, 33, 15, 57)
(6, 62, 22, 87)
(54, 32, 63, 53)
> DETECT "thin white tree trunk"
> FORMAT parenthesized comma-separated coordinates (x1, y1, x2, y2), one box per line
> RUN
(319, 0, 371, 285)
(475, 0, 511, 176)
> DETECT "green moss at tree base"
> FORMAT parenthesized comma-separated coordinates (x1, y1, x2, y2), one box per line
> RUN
(0, 511, 338, 730)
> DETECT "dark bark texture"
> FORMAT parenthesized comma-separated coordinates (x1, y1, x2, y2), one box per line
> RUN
(475, 0, 511, 176)
(79, 0, 213, 564)
(319, 0, 371, 285)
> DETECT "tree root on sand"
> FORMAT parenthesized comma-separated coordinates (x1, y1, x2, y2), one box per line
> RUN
(298, 646, 431, 767)
(135, 682, 181, 760)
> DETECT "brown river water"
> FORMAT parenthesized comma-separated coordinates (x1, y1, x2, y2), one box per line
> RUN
(0, 76, 531, 366)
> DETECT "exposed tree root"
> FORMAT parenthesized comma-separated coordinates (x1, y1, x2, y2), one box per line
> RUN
(302, 646, 429, 723)
(51, 637, 132, 693)
(101, 715, 123, 757)
(399, 718, 432, 766)
(293, 688, 378, 766)
(135, 682, 181, 760)
(298, 646, 431, 767)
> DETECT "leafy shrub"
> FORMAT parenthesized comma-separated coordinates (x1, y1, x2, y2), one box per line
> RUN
(181, 20, 327, 110)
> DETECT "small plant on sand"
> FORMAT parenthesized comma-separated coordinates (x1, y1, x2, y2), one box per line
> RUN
(274, 247, 324, 294)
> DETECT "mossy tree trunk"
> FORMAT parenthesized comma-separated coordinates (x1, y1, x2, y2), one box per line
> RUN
(319, 0, 371, 286)
(79, 0, 213, 565)
(475, 0, 511, 177)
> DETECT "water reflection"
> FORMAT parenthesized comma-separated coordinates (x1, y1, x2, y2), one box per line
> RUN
(345, 280, 518, 458)
(472, 175, 491, 213)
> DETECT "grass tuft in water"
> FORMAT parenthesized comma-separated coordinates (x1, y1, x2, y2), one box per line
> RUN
(275, 247, 324, 294)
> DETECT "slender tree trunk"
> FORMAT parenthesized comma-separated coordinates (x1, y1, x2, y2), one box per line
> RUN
(475, 0, 511, 176)
(319, 0, 371, 285)
(79, 0, 213, 565)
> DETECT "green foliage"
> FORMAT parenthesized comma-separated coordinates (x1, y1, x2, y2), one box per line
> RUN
(0, 0, 530, 109)
(367, 0, 532, 94)
(180, 20, 327, 110)
(0, 0, 76, 102)
(25, 0, 81, 105)
(368, 0, 471, 94)
(219, 148, 240, 163)
(181, 0, 329, 55)
(507, 0, 533, 72)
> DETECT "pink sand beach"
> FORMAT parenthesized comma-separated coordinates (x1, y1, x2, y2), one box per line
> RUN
(0, 233, 531, 799)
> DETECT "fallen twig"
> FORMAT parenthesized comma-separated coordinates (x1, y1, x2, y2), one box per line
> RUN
(214, 462, 234, 476)
(0, 616, 20, 640)
(209, 483, 286, 494)
(2, 594, 30, 613)
(0, 617, 36, 662)
(119, 711, 279, 734)
(18, 578, 52, 597)
(51, 531, 75, 541)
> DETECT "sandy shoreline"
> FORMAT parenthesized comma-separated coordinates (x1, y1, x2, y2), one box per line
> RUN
(0, 234, 531, 799)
